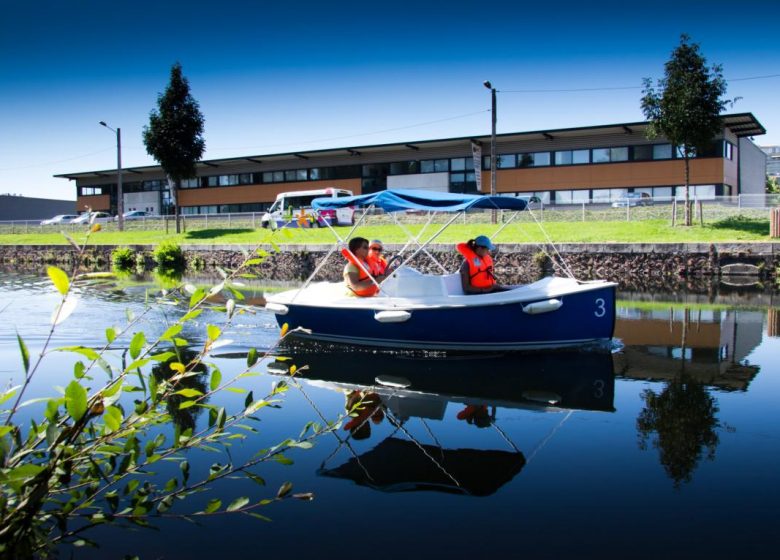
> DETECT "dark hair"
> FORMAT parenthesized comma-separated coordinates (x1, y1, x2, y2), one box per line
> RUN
(466, 239, 478, 251)
(348, 237, 369, 253)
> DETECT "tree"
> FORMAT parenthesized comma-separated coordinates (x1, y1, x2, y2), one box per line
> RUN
(143, 63, 205, 233)
(641, 34, 730, 226)
(767, 176, 779, 194)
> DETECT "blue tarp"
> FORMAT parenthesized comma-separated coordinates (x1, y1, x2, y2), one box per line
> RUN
(312, 189, 528, 213)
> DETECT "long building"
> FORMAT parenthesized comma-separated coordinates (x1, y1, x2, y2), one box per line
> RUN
(56, 113, 766, 216)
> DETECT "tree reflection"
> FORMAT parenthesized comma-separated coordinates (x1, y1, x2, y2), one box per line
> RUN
(151, 348, 209, 434)
(637, 375, 720, 487)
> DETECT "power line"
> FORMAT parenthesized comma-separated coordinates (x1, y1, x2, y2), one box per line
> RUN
(501, 72, 780, 93)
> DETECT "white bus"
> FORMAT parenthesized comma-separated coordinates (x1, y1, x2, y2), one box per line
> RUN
(260, 188, 354, 228)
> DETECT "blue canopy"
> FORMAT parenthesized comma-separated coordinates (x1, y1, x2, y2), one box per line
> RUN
(312, 189, 528, 213)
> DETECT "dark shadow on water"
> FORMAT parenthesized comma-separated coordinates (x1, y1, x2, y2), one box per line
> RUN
(184, 228, 255, 239)
(708, 216, 769, 236)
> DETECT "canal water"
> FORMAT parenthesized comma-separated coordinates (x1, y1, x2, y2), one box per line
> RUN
(1, 272, 779, 558)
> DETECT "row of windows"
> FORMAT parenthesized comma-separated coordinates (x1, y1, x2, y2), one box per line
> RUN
(79, 140, 735, 196)
(181, 202, 271, 215)
(500, 184, 725, 205)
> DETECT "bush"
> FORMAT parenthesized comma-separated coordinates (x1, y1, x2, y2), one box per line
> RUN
(111, 246, 135, 272)
(153, 241, 186, 273)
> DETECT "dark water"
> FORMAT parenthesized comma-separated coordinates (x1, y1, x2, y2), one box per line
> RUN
(1, 273, 779, 559)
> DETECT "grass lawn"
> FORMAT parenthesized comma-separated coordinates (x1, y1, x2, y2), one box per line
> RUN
(0, 216, 771, 246)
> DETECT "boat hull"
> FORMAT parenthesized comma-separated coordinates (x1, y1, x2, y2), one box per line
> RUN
(271, 282, 617, 351)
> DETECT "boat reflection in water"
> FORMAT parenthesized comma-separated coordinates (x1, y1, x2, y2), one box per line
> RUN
(268, 344, 616, 496)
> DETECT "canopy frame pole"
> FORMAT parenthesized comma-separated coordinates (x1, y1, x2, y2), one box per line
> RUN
(385, 210, 467, 276)
(292, 205, 380, 303)
(389, 212, 449, 274)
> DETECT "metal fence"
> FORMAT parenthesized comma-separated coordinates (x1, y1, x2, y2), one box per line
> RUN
(2, 194, 779, 234)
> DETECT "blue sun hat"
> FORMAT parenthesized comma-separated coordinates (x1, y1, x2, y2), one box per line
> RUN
(474, 235, 495, 250)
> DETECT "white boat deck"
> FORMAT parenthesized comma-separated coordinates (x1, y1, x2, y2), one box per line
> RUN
(267, 266, 616, 310)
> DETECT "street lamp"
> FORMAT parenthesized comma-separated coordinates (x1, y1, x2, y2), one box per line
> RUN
(99, 121, 123, 231)
(483, 80, 497, 223)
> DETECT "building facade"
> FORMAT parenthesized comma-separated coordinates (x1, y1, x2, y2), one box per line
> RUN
(56, 113, 765, 215)
(760, 145, 780, 178)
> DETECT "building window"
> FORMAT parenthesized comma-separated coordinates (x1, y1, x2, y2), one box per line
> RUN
(497, 154, 516, 169)
(450, 158, 466, 172)
(592, 147, 628, 163)
(389, 161, 420, 175)
(653, 144, 672, 160)
(555, 149, 589, 165)
(518, 152, 551, 167)
(421, 159, 449, 173)
(724, 141, 734, 160)
(181, 178, 200, 188)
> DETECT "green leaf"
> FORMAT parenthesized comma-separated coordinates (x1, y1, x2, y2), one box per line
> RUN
(182, 308, 203, 322)
(209, 369, 222, 391)
(125, 358, 151, 372)
(151, 351, 177, 362)
(179, 400, 197, 410)
(59, 345, 100, 361)
(244, 512, 272, 522)
(0, 385, 20, 406)
(65, 380, 88, 422)
(174, 388, 204, 398)
(204, 498, 222, 513)
(161, 324, 183, 341)
(247, 348, 258, 368)
(103, 405, 123, 432)
(73, 361, 86, 379)
(16, 332, 29, 375)
(105, 327, 117, 344)
(207, 324, 221, 342)
(276, 481, 293, 498)
(129, 331, 146, 360)
(47, 266, 70, 295)
(0, 426, 13, 438)
(226, 496, 250, 512)
(189, 288, 206, 309)
(245, 471, 266, 486)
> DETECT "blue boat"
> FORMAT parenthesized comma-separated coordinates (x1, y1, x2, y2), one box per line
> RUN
(265, 189, 616, 351)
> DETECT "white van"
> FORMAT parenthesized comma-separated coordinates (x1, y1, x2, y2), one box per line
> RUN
(260, 188, 354, 228)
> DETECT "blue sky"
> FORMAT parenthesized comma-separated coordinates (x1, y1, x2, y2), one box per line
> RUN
(1, 0, 778, 201)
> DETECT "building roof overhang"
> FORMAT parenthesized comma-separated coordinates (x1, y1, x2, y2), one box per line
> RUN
(55, 113, 765, 181)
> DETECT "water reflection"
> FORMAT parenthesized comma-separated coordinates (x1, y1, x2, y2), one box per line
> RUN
(268, 346, 616, 496)
(637, 375, 721, 488)
(150, 348, 210, 434)
(615, 303, 761, 486)
(614, 306, 762, 390)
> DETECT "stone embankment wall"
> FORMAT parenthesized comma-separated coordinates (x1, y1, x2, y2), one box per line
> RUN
(1, 243, 778, 291)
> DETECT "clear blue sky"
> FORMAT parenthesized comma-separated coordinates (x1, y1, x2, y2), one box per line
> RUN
(1, 0, 777, 201)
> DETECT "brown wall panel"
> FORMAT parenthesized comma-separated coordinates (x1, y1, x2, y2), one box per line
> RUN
(488, 159, 727, 192)
(178, 178, 363, 207)
(615, 319, 721, 347)
(76, 195, 110, 212)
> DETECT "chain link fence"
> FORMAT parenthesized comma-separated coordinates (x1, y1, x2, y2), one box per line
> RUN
(2, 194, 779, 234)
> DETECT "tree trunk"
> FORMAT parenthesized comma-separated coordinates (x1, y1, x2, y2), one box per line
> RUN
(684, 154, 691, 226)
(168, 177, 180, 234)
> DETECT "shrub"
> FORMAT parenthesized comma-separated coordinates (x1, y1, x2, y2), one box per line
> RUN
(154, 241, 186, 273)
(111, 246, 136, 272)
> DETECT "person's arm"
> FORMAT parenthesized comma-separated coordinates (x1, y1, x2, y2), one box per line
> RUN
(460, 261, 485, 294)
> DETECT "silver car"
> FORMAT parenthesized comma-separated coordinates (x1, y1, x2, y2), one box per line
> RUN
(40, 214, 79, 225)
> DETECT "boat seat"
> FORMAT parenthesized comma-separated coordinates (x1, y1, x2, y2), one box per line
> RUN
(442, 273, 464, 295)
(382, 266, 451, 298)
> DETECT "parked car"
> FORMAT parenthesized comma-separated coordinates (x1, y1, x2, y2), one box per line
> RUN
(612, 192, 653, 208)
(118, 210, 154, 221)
(70, 211, 113, 224)
(40, 214, 79, 225)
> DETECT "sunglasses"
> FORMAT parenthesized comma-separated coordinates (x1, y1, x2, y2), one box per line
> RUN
(370, 247, 383, 252)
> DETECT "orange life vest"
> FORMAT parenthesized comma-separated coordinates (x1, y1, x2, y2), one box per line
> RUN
(342, 248, 379, 296)
(456, 242, 495, 289)
(366, 253, 387, 277)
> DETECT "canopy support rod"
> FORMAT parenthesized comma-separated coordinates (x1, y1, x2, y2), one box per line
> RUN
(389, 212, 448, 274)
(386, 210, 466, 275)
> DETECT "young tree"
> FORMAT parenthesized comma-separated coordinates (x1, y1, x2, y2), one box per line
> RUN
(641, 34, 730, 226)
(143, 63, 205, 233)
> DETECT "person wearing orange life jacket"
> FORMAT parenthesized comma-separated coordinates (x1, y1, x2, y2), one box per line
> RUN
(366, 239, 388, 277)
(457, 235, 509, 294)
(343, 237, 386, 297)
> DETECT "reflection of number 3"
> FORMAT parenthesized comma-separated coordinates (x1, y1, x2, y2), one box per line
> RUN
(594, 298, 606, 317)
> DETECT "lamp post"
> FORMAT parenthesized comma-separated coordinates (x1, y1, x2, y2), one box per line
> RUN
(99, 121, 123, 231)
(483, 80, 497, 223)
